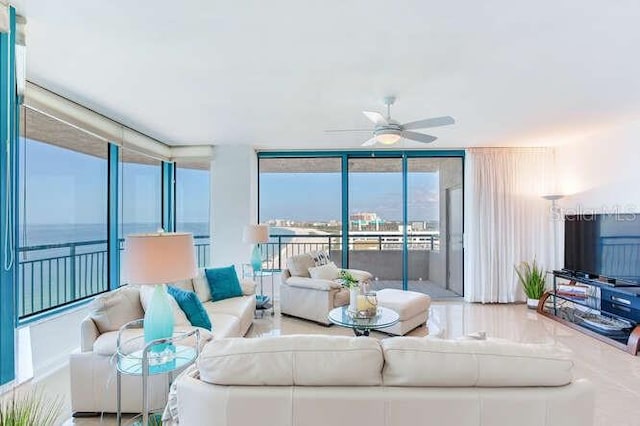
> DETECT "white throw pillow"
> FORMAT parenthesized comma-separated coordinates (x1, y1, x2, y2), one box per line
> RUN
(192, 269, 212, 303)
(138, 285, 190, 326)
(308, 262, 340, 281)
(89, 286, 144, 333)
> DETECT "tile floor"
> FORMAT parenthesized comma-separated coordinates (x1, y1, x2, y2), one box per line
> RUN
(7, 300, 640, 425)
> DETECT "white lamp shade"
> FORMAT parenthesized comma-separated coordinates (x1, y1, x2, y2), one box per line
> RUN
(124, 233, 197, 285)
(243, 224, 270, 244)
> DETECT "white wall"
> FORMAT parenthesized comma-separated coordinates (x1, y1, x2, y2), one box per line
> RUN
(18, 306, 88, 381)
(210, 145, 258, 267)
(557, 120, 640, 210)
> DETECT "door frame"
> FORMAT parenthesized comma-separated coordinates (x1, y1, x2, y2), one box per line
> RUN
(257, 150, 465, 294)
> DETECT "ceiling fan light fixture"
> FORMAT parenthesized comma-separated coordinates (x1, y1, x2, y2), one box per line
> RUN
(374, 129, 401, 145)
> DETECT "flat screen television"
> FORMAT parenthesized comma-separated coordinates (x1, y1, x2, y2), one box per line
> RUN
(564, 213, 640, 285)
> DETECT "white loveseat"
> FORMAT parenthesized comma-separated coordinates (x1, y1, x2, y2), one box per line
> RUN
(280, 252, 373, 324)
(69, 269, 256, 416)
(174, 335, 594, 426)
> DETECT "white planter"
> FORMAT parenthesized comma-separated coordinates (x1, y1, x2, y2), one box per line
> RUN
(527, 298, 539, 309)
(349, 288, 359, 312)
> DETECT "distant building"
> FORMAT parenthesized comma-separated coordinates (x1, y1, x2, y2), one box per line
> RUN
(350, 212, 379, 223)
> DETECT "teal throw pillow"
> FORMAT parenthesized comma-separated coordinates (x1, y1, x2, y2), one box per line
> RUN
(205, 266, 243, 302)
(167, 286, 212, 331)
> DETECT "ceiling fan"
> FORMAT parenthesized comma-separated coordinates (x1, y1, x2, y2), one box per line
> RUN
(326, 96, 455, 146)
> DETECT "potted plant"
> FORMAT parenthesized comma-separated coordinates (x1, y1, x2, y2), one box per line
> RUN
(339, 270, 360, 312)
(0, 390, 62, 426)
(515, 260, 547, 309)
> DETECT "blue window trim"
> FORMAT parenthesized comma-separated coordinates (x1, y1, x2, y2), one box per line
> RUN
(0, 6, 17, 385)
(257, 149, 465, 293)
(108, 143, 119, 290)
(162, 161, 176, 232)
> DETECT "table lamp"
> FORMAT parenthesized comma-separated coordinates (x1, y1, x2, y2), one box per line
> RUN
(243, 224, 269, 272)
(124, 232, 197, 348)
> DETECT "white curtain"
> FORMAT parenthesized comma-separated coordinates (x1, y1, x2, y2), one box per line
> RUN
(464, 147, 556, 303)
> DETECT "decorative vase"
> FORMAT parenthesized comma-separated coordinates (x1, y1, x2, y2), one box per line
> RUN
(349, 287, 360, 313)
(250, 244, 262, 272)
(527, 298, 539, 309)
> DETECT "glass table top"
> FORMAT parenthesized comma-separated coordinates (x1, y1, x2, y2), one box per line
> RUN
(328, 306, 400, 330)
(117, 342, 196, 376)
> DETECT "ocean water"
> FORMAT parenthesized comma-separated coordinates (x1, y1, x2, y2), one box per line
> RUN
(18, 222, 210, 247)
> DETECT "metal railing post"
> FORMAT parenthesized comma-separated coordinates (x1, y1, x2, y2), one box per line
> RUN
(70, 244, 77, 300)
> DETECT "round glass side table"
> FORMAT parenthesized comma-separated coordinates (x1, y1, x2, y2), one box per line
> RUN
(115, 319, 200, 426)
(328, 306, 400, 336)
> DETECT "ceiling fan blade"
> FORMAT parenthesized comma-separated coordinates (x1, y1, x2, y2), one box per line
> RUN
(402, 131, 437, 144)
(324, 129, 373, 133)
(402, 116, 455, 130)
(363, 111, 388, 125)
(361, 137, 377, 146)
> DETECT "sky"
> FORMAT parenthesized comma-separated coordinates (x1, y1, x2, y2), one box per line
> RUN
(259, 171, 440, 222)
(20, 138, 442, 229)
(20, 139, 209, 226)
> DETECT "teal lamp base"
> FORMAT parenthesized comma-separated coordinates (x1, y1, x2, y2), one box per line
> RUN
(144, 284, 175, 354)
(250, 244, 263, 272)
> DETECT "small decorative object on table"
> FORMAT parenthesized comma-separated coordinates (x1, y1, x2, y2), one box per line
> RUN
(338, 270, 361, 313)
(515, 259, 546, 309)
(350, 291, 378, 318)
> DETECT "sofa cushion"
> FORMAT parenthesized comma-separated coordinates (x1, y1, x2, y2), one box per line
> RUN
(93, 325, 213, 356)
(285, 276, 342, 290)
(309, 250, 331, 266)
(89, 286, 144, 334)
(286, 254, 315, 278)
(205, 295, 255, 322)
(206, 312, 241, 339)
(167, 286, 212, 331)
(376, 289, 431, 321)
(198, 335, 383, 386)
(171, 278, 195, 293)
(205, 266, 243, 302)
(309, 262, 340, 281)
(192, 269, 212, 303)
(139, 285, 190, 326)
(381, 337, 574, 387)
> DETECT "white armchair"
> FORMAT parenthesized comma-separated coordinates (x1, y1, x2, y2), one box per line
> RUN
(279, 252, 372, 325)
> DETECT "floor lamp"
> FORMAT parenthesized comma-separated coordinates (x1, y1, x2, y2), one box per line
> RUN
(124, 232, 197, 350)
(542, 194, 564, 271)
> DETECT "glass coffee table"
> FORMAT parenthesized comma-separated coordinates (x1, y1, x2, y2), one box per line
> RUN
(328, 306, 400, 336)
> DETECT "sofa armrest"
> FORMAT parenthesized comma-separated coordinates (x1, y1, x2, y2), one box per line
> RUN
(344, 268, 373, 282)
(80, 316, 100, 352)
(240, 279, 257, 296)
(285, 276, 342, 291)
(280, 269, 292, 283)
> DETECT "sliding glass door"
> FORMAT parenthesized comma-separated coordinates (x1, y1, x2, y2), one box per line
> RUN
(258, 151, 464, 298)
(406, 157, 463, 296)
(348, 158, 403, 290)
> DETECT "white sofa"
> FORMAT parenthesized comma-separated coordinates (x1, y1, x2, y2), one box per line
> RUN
(69, 269, 256, 416)
(280, 252, 373, 325)
(174, 335, 594, 426)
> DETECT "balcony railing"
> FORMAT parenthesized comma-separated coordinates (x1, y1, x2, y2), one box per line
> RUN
(263, 232, 439, 271)
(17, 235, 210, 320)
(17, 232, 436, 320)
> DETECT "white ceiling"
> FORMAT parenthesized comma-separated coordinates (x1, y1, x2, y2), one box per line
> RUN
(13, 0, 640, 149)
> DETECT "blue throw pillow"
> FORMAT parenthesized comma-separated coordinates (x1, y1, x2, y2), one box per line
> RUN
(167, 286, 212, 331)
(205, 266, 243, 302)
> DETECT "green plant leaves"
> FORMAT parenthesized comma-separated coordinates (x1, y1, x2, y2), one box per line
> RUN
(515, 259, 547, 299)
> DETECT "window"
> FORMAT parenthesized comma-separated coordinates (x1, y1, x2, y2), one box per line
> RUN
(18, 107, 108, 318)
(119, 149, 162, 284)
(259, 157, 343, 270)
(258, 152, 464, 298)
(176, 158, 211, 267)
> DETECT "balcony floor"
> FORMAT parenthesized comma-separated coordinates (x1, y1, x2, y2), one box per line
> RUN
(369, 280, 461, 298)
